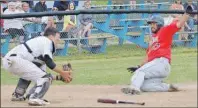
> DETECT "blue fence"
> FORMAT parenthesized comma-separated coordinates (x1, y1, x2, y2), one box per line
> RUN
(1, 1, 197, 56)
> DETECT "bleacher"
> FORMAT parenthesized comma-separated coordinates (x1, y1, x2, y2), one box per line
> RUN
(92, 1, 197, 48)
(1, 0, 197, 56)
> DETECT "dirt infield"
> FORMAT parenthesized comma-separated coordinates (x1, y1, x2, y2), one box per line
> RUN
(1, 82, 197, 107)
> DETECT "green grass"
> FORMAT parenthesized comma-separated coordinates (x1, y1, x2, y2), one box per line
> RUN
(91, 0, 108, 6)
(1, 44, 197, 85)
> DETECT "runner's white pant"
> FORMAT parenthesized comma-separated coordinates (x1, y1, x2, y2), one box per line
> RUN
(2, 56, 46, 83)
(130, 57, 171, 92)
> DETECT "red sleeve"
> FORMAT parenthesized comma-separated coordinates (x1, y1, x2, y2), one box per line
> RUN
(164, 20, 180, 35)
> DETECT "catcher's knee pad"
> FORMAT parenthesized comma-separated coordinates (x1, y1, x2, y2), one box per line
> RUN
(14, 78, 31, 96)
(29, 74, 53, 99)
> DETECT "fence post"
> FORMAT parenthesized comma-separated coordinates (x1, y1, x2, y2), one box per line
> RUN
(107, 0, 112, 10)
(77, 34, 82, 54)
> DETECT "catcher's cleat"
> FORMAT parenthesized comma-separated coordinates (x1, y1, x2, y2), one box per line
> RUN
(11, 92, 26, 101)
(28, 98, 50, 106)
(168, 84, 180, 92)
(121, 87, 141, 95)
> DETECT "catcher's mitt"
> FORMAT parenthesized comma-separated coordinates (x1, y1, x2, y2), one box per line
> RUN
(56, 63, 72, 82)
(63, 63, 72, 71)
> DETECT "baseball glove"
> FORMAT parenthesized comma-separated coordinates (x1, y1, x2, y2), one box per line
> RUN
(63, 63, 72, 71)
(127, 65, 140, 73)
(56, 63, 72, 82)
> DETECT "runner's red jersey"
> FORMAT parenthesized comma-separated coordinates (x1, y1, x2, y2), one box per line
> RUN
(147, 21, 180, 63)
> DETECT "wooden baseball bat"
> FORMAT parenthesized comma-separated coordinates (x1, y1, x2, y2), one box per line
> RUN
(97, 98, 145, 105)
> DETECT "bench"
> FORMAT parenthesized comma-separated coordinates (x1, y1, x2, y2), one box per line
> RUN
(126, 31, 197, 48)
(120, 18, 148, 27)
(120, 18, 148, 22)
(0, 33, 11, 56)
(126, 32, 151, 37)
(56, 34, 113, 56)
(173, 31, 198, 47)
(0, 31, 112, 56)
(24, 22, 63, 37)
(110, 25, 150, 31)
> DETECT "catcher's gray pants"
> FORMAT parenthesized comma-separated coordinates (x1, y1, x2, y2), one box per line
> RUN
(130, 57, 171, 92)
(2, 56, 46, 82)
(2, 56, 51, 99)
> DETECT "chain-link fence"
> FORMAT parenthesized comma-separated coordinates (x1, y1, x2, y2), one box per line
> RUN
(1, 1, 197, 57)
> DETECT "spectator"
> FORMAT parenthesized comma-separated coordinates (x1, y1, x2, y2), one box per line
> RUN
(15, 1, 24, 13)
(53, 0, 69, 21)
(145, 0, 155, 4)
(145, 0, 155, 9)
(22, 2, 42, 39)
(3, 2, 27, 43)
(22, 2, 41, 23)
(53, 0, 78, 11)
(33, 0, 47, 12)
(170, 0, 184, 19)
(0, 4, 4, 32)
(112, 0, 124, 9)
(164, 0, 182, 26)
(63, 2, 81, 39)
(112, 0, 132, 9)
(130, 0, 136, 9)
(76, 1, 86, 10)
(183, 0, 197, 29)
(22, 2, 33, 13)
(53, 0, 69, 11)
(51, 7, 63, 22)
(44, 17, 56, 33)
(22, 1, 34, 8)
(79, 1, 93, 37)
(63, 2, 77, 32)
(183, 0, 197, 10)
(73, 0, 79, 7)
(1, 0, 8, 12)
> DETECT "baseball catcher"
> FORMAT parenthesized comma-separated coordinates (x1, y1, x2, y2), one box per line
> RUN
(122, 5, 193, 95)
(2, 27, 72, 106)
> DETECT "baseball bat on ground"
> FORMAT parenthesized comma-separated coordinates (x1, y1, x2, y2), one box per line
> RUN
(97, 98, 145, 105)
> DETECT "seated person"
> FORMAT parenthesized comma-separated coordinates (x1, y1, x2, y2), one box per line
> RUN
(63, 2, 77, 32)
(53, 0, 69, 21)
(0, 4, 4, 32)
(183, 0, 197, 29)
(44, 17, 56, 33)
(3, 2, 27, 43)
(63, 2, 81, 39)
(22, 1, 34, 8)
(79, 1, 93, 37)
(1, 1, 8, 12)
(22, 2, 33, 13)
(33, 0, 47, 12)
(53, 0, 69, 11)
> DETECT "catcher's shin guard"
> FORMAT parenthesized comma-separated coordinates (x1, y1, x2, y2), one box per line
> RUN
(29, 74, 53, 100)
(11, 78, 31, 101)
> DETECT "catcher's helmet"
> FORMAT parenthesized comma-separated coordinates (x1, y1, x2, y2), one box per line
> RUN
(147, 15, 164, 27)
